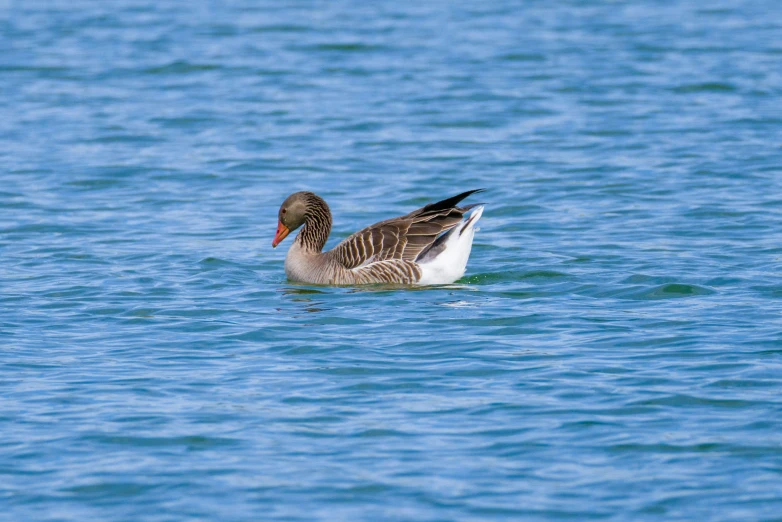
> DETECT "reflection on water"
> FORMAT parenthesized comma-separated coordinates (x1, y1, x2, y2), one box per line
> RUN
(281, 287, 328, 314)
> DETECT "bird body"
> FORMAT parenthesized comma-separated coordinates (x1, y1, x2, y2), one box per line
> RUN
(272, 190, 484, 285)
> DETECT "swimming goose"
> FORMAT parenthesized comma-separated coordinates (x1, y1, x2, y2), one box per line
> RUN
(272, 189, 485, 285)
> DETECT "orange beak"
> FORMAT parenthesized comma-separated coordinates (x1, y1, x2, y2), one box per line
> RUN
(272, 221, 290, 248)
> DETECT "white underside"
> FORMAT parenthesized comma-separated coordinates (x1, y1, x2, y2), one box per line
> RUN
(415, 205, 483, 285)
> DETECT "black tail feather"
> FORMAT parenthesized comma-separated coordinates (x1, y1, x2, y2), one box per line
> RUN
(422, 189, 485, 213)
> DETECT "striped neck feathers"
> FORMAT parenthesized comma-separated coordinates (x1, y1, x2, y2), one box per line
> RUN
(295, 193, 332, 252)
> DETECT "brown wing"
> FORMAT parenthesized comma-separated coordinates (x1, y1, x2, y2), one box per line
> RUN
(329, 189, 484, 269)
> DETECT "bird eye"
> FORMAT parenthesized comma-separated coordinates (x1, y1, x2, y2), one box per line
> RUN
(281, 208, 287, 214)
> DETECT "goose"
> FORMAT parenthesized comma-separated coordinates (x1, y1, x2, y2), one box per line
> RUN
(272, 189, 484, 285)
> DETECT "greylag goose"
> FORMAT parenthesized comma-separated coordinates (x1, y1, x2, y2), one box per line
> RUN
(272, 189, 484, 285)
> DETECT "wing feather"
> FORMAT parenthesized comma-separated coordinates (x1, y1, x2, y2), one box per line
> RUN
(330, 190, 484, 269)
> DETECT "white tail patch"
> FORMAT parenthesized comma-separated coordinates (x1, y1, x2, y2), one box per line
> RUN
(416, 206, 483, 285)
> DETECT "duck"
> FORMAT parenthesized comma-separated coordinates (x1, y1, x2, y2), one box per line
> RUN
(272, 189, 484, 285)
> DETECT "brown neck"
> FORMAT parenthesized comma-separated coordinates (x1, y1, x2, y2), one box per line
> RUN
(295, 193, 332, 252)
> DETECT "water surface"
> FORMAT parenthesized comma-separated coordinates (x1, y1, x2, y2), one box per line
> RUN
(2, 1, 782, 520)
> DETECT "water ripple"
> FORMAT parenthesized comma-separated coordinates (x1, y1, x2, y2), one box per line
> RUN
(2, 0, 782, 520)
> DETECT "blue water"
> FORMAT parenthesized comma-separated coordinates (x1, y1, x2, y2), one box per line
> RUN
(3, 1, 782, 520)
